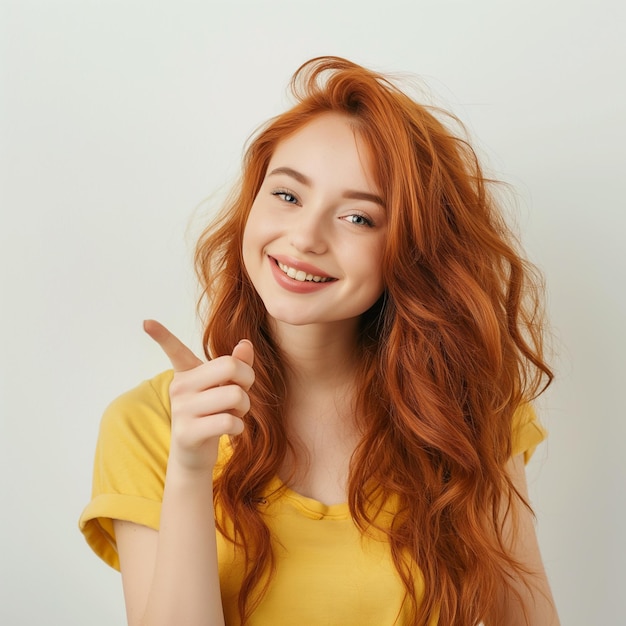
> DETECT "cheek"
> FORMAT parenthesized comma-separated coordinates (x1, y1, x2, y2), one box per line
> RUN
(241, 220, 252, 254)
(244, 204, 284, 252)
(243, 202, 265, 243)
(242, 206, 274, 274)
(362, 238, 386, 286)
(241, 215, 258, 278)
(242, 201, 263, 245)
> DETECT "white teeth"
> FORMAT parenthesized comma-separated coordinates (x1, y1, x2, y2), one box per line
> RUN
(277, 261, 331, 283)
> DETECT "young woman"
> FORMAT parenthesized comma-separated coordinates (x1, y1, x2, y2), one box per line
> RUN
(80, 57, 559, 626)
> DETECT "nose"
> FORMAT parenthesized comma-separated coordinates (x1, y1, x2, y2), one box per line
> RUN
(288, 211, 328, 255)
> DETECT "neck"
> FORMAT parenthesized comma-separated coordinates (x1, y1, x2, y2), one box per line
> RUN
(271, 319, 363, 500)
(271, 318, 361, 391)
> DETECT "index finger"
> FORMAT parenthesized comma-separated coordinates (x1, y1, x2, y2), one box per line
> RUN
(143, 319, 203, 372)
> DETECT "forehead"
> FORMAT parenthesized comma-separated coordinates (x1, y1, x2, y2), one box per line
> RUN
(266, 113, 379, 192)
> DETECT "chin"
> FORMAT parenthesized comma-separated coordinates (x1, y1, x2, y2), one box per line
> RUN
(266, 308, 319, 327)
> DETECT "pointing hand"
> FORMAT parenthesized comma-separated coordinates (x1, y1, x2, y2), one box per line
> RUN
(144, 319, 255, 471)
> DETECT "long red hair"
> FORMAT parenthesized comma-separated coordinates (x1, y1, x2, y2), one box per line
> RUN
(195, 57, 552, 625)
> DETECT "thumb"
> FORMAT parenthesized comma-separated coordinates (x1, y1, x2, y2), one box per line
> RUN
(232, 339, 254, 367)
(143, 319, 203, 372)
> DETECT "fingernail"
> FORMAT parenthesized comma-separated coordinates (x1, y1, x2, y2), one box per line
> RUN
(237, 339, 253, 347)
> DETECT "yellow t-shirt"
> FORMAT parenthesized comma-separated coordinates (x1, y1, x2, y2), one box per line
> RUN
(79, 370, 546, 626)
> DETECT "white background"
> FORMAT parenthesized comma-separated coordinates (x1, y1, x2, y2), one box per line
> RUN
(1, 1, 624, 624)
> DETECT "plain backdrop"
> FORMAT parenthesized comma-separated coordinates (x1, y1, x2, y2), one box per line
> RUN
(1, 1, 624, 624)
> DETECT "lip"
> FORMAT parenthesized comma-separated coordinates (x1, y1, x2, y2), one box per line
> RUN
(267, 255, 337, 294)
(270, 254, 335, 279)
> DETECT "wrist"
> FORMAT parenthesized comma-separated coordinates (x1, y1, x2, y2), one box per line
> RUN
(167, 439, 220, 475)
(165, 456, 216, 491)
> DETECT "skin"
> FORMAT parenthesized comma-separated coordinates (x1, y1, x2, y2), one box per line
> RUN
(241, 113, 388, 502)
(242, 112, 387, 333)
(113, 114, 560, 625)
(487, 455, 561, 625)
(116, 320, 254, 626)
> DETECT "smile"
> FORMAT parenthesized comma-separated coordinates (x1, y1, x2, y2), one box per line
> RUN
(276, 260, 335, 283)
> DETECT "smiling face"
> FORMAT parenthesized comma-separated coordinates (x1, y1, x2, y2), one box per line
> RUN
(242, 112, 387, 334)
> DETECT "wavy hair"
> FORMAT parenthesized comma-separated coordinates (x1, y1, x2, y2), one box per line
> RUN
(194, 57, 552, 625)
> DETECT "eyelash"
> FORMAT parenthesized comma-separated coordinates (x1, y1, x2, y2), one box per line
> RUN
(344, 213, 374, 228)
(272, 189, 300, 205)
(271, 189, 375, 228)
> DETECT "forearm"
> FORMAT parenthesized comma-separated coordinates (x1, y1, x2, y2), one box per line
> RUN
(141, 466, 224, 626)
(484, 565, 560, 626)
(117, 324, 254, 626)
(490, 530, 560, 626)
(485, 455, 560, 626)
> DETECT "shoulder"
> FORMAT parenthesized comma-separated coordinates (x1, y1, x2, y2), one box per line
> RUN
(79, 371, 175, 568)
(94, 370, 175, 488)
(102, 370, 174, 424)
(98, 370, 173, 440)
(96, 369, 233, 476)
(511, 403, 548, 463)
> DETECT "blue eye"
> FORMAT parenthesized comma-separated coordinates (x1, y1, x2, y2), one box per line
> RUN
(272, 190, 299, 204)
(346, 213, 373, 227)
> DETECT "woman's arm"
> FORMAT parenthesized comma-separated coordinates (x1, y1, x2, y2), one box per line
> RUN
(113, 321, 255, 626)
(114, 467, 221, 626)
(485, 454, 560, 626)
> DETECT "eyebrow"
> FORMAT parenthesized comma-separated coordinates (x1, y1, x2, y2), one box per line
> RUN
(267, 166, 385, 207)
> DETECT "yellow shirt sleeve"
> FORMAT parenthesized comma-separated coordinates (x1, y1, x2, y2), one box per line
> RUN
(511, 403, 547, 464)
(78, 370, 174, 570)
